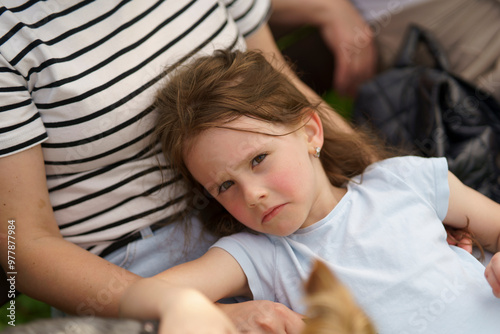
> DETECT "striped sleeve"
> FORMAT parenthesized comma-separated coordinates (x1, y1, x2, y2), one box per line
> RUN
(224, 0, 272, 37)
(0, 53, 47, 157)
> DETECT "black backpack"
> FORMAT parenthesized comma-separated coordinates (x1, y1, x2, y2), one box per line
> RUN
(353, 25, 500, 202)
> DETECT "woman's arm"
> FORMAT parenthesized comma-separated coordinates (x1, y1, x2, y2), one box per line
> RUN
(0, 145, 141, 316)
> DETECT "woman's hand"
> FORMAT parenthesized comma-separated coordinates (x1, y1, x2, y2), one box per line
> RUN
(270, 0, 377, 97)
(485, 252, 500, 298)
(317, 0, 377, 97)
(218, 300, 305, 334)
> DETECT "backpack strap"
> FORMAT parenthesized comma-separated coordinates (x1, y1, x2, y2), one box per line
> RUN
(394, 24, 449, 71)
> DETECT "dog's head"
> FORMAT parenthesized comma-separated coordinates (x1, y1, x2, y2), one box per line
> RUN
(302, 260, 377, 334)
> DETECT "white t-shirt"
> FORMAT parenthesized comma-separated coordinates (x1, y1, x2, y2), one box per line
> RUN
(214, 156, 500, 333)
(0, 0, 270, 255)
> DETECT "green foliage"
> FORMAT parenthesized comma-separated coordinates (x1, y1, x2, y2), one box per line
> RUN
(275, 25, 317, 51)
(275, 25, 354, 120)
(0, 295, 51, 330)
(322, 89, 354, 120)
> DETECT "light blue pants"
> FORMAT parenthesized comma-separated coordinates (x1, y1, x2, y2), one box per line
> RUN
(103, 216, 216, 277)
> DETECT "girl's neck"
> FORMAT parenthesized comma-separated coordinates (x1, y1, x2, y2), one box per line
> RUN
(302, 181, 347, 229)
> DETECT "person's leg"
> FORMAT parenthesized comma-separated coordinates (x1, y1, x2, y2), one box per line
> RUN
(374, 0, 500, 100)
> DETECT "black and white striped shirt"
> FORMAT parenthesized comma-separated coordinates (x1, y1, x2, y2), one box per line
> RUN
(0, 0, 271, 255)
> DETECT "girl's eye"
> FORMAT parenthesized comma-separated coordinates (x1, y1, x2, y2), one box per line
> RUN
(252, 154, 267, 167)
(218, 180, 234, 194)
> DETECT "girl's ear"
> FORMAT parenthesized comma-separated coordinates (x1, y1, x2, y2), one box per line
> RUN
(303, 110, 324, 153)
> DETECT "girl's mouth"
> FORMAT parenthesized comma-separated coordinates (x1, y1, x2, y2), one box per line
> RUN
(262, 204, 286, 223)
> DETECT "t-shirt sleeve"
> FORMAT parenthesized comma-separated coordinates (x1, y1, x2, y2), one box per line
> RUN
(0, 53, 47, 157)
(222, 0, 272, 37)
(376, 156, 450, 220)
(211, 232, 277, 301)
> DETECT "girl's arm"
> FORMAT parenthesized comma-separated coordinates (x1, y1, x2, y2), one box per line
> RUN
(121, 247, 306, 333)
(120, 247, 251, 333)
(443, 171, 500, 253)
(443, 171, 500, 297)
(154, 247, 251, 301)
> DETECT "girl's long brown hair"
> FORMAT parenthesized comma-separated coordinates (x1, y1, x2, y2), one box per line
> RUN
(154, 50, 389, 237)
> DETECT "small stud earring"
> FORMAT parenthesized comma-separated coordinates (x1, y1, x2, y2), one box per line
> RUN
(314, 147, 321, 158)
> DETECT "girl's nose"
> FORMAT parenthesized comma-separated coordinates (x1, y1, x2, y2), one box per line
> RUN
(244, 184, 267, 207)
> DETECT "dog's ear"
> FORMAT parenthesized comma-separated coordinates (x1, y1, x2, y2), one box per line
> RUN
(304, 260, 340, 295)
(302, 260, 377, 334)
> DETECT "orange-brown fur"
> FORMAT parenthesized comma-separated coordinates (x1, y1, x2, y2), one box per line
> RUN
(302, 260, 377, 334)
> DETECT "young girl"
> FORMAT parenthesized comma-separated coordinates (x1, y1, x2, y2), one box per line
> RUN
(120, 50, 500, 333)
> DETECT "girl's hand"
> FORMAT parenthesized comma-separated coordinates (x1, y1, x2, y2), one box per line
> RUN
(218, 300, 305, 334)
(445, 226, 473, 254)
(158, 289, 239, 334)
(485, 253, 500, 298)
(120, 278, 239, 334)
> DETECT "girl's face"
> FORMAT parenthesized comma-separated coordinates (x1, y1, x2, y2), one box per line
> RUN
(184, 113, 344, 236)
